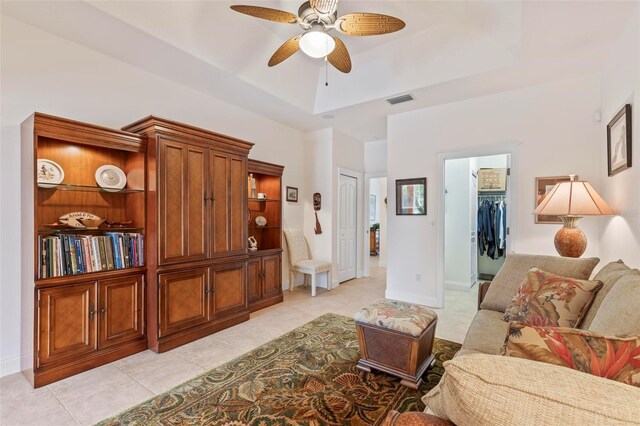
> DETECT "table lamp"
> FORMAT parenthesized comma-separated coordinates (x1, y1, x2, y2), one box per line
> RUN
(534, 175, 617, 257)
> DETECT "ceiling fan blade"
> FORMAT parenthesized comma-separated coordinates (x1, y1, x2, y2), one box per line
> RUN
(334, 13, 406, 36)
(230, 5, 298, 24)
(268, 36, 301, 67)
(310, 0, 339, 16)
(327, 36, 351, 73)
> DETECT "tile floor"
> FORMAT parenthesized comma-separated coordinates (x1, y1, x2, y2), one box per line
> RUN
(0, 264, 478, 425)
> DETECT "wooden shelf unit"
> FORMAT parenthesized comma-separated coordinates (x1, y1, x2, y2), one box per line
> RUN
(21, 113, 148, 387)
(247, 159, 284, 312)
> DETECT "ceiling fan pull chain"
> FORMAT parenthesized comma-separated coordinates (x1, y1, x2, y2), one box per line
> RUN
(325, 56, 329, 86)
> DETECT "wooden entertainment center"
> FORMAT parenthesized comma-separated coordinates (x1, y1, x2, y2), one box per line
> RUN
(21, 113, 284, 387)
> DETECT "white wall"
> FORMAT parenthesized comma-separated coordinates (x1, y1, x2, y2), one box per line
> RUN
(599, 9, 640, 267)
(387, 73, 603, 306)
(364, 140, 387, 174)
(302, 128, 333, 287)
(444, 158, 471, 289)
(0, 16, 308, 376)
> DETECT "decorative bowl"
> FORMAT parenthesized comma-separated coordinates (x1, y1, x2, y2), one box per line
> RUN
(77, 218, 107, 229)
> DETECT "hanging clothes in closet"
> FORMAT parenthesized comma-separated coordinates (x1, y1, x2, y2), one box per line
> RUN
(478, 197, 507, 260)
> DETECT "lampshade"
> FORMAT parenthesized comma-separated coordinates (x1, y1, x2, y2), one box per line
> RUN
(534, 178, 617, 217)
(299, 28, 335, 58)
(533, 176, 617, 258)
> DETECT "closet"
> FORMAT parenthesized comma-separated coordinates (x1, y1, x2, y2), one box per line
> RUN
(476, 168, 507, 280)
(122, 116, 253, 353)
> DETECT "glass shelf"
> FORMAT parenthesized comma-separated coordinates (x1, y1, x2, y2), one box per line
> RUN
(248, 198, 280, 202)
(38, 227, 144, 234)
(37, 183, 144, 194)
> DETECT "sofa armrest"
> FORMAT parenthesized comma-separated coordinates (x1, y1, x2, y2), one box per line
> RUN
(477, 281, 491, 310)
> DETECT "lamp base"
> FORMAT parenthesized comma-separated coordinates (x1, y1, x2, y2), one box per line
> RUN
(554, 216, 587, 258)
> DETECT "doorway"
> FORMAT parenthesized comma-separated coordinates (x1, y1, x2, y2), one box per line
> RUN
(368, 177, 387, 275)
(441, 153, 511, 329)
(338, 174, 357, 282)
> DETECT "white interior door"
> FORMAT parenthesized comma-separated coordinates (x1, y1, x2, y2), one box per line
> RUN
(339, 174, 357, 282)
(470, 170, 478, 286)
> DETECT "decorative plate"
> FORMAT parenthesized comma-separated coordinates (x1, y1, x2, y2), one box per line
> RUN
(36, 159, 64, 187)
(95, 165, 126, 190)
(255, 215, 267, 227)
(59, 212, 101, 228)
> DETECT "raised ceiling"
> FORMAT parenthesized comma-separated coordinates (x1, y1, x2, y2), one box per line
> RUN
(2, 1, 636, 141)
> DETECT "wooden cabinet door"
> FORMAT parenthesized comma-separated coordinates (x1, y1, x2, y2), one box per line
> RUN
(158, 138, 208, 265)
(98, 275, 144, 349)
(247, 257, 262, 304)
(38, 283, 97, 367)
(210, 152, 247, 257)
(262, 254, 282, 299)
(210, 262, 247, 319)
(159, 268, 209, 337)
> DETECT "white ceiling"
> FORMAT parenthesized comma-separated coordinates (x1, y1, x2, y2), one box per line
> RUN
(2, 0, 637, 141)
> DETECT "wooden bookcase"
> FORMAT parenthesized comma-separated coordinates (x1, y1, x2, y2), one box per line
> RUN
(247, 159, 284, 312)
(21, 113, 148, 387)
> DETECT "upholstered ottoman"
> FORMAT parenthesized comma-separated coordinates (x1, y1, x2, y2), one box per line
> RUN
(354, 300, 437, 389)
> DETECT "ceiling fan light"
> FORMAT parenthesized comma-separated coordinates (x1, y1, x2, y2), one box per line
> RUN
(299, 30, 335, 58)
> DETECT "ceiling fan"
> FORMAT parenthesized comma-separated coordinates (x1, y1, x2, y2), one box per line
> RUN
(230, 0, 405, 73)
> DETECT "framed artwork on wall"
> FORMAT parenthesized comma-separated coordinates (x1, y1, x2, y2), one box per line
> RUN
(396, 178, 426, 215)
(535, 175, 577, 224)
(607, 104, 632, 177)
(478, 168, 507, 193)
(286, 186, 298, 202)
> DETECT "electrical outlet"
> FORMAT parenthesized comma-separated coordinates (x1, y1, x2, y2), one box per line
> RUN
(416, 273, 421, 281)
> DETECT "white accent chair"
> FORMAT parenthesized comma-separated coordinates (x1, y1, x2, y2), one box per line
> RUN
(283, 229, 332, 297)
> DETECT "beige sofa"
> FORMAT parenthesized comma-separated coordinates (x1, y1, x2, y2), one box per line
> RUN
(396, 254, 640, 425)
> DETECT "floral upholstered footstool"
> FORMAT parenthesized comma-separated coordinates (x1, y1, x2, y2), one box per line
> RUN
(354, 299, 438, 389)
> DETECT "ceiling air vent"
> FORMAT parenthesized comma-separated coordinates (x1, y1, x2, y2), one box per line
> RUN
(386, 94, 414, 105)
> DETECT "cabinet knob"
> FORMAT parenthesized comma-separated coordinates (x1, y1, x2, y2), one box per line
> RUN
(100, 306, 106, 317)
(89, 304, 95, 321)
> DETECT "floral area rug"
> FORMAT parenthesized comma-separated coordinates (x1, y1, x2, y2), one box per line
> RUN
(97, 313, 461, 426)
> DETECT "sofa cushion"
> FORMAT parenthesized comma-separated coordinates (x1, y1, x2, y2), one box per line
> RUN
(456, 310, 508, 356)
(423, 354, 640, 425)
(480, 253, 599, 312)
(580, 260, 639, 329)
(501, 322, 640, 387)
(503, 268, 602, 328)
(589, 272, 640, 336)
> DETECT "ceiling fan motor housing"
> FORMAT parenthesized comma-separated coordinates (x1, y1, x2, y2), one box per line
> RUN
(298, 1, 337, 27)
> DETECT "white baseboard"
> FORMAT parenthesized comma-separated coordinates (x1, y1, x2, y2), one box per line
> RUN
(445, 281, 472, 292)
(0, 354, 22, 378)
(385, 288, 440, 308)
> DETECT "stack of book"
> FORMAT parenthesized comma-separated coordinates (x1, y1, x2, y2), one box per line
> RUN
(38, 233, 144, 279)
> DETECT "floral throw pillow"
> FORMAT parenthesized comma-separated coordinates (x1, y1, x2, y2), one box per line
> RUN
(501, 322, 640, 387)
(503, 267, 602, 327)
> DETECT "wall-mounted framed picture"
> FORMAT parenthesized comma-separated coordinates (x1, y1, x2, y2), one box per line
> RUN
(369, 194, 376, 221)
(286, 186, 298, 202)
(478, 168, 507, 193)
(535, 175, 577, 224)
(607, 103, 632, 177)
(396, 178, 426, 215)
